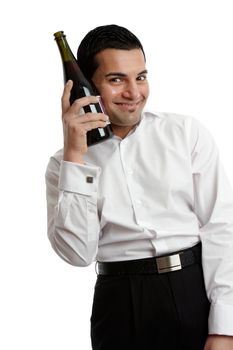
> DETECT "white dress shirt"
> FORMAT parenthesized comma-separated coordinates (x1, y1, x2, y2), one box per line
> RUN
(46, 111, 233, 335)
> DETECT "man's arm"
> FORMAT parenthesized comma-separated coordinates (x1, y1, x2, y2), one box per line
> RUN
(189, 117, 233, 337)
(45, 155, 101, 266)
(45, 80, 107, 266)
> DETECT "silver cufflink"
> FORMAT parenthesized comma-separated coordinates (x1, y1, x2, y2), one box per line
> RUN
(86, 176, 93, 183)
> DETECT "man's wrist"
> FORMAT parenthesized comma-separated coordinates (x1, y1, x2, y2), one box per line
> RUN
(204, 335, 233, 350)
(63, 150, 84, 164)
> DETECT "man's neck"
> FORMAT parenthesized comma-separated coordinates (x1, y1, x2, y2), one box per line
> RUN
(111, 124, 138, 139)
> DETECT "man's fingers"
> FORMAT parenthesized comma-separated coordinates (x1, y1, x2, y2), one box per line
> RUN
(61, 80, 73, 113)
(67, 119, 108, 133)
(77, 113, 109, 124)
(84, 120, 109, 132)
(69, 95, 101, 115)
(62, 85, 103, 118)
(63, 112, 108, 125)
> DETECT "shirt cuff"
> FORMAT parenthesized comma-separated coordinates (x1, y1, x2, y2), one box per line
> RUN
(208, 302, 233, 335)
(58, 160, 101, 195)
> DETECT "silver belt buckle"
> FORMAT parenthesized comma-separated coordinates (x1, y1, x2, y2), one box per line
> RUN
(156, 253, 182, 274)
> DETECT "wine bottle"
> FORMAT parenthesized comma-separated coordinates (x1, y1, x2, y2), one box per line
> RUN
(54, 31, 113, 146)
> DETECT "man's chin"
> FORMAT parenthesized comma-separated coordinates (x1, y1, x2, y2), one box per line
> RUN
(110, 117, 141, 128)
(113, 110, 142, 121)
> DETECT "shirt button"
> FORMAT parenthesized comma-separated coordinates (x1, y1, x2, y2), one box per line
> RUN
(128, 169, 133, 175)
(136, 199, 142, 205)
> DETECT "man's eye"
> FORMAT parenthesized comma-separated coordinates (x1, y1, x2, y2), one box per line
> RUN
(110, 77, 122, 83)
(137, 75, 147, 81)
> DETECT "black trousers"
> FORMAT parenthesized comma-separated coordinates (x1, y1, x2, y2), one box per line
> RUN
(90, 260, 210, 350)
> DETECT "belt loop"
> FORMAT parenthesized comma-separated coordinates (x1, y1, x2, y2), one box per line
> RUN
(95, 261, 99, 275)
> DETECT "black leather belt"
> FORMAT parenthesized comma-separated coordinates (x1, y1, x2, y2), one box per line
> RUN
(97, 242, 201, 275)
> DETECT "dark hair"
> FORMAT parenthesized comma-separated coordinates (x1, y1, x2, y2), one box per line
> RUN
(77, 24, 145, 80)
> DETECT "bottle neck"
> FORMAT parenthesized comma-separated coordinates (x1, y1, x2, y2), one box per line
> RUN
(54, 32, 76, 62)
(54, 31, 95, 92)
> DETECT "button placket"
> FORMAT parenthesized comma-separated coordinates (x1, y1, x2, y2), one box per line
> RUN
(119, 139, 145, 224)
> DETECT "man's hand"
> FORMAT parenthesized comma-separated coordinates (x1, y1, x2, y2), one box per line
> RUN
(204, 335, 233, 350)
(61, 80, 108, 163)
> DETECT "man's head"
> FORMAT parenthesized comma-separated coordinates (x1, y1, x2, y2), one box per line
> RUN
(77, 25, 149, 138)
(77, 24, 146, 81)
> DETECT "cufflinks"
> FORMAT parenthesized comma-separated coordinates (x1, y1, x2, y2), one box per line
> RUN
(86, 176, 94, 184)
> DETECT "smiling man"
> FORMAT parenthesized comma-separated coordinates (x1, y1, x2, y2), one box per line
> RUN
(92, 48, 149, 139)
(46, 25, 233, 350)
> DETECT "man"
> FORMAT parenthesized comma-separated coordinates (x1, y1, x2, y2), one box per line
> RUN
(46, 24, 233, 349)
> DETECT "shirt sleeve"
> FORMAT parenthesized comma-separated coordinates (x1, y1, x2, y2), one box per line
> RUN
(190, 118, 233, 335)
(45, 156, 101, 267)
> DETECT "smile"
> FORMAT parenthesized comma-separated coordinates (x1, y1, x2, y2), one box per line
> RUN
(115, 101, 141, 109)
(116, 101, 140, 105)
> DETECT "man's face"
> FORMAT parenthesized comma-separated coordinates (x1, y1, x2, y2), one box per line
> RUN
(92, 48, 149, 135)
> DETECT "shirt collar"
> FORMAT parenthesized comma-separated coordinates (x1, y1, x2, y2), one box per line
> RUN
(112, 110, 161, 141)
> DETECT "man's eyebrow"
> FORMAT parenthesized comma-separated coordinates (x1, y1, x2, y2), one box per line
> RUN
(105, 70, 148, 78)
(105, 72, 126, 78)
(138, 70, 148, 75)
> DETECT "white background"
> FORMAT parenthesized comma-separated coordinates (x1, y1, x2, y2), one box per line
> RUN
(1, 0, 233, 349)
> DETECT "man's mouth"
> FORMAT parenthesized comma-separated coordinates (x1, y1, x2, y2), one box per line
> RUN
(115, 101, 141, 110)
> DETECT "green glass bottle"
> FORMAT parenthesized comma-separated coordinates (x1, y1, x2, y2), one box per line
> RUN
(54, 31, 113, 146)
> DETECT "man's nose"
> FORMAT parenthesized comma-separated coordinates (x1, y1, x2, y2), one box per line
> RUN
(122, 81, 140, 100)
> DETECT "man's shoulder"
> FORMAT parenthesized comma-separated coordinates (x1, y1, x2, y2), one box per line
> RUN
(46, 149, 63, 175)
(50, 148, 63, 163)
(143, 110, 197, 132)
(144, 110, 193, 123)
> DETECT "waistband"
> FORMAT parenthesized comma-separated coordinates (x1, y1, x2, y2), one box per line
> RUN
(97, 242, 201, 275)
